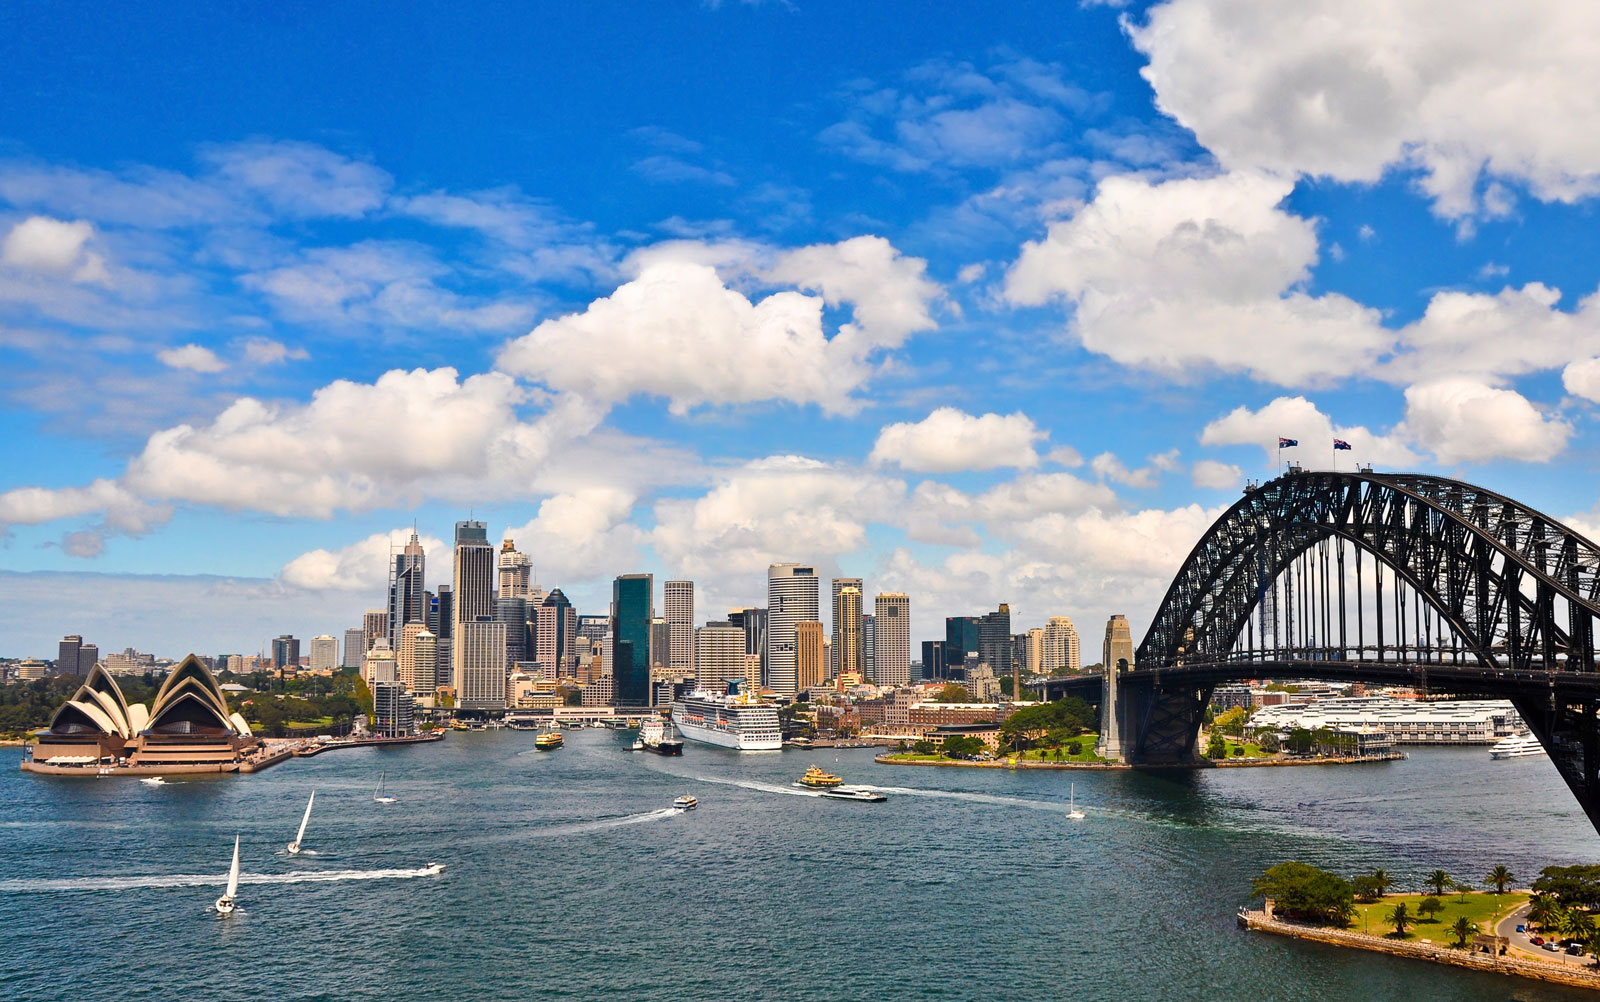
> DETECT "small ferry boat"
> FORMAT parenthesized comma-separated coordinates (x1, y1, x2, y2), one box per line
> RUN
(1490, 733, 1546, 759)
(535, 729, 565, 751)
(796, 764, 844, 789)
(673, 795, 697, 811)
(448, 719, 470, 731)
(819, 788, 886, 802)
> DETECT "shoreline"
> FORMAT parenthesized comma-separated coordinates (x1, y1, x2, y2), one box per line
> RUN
(17, 730, 445, 778)
(1239, 907, 1600, 991)
(874, 751, 1405, 770)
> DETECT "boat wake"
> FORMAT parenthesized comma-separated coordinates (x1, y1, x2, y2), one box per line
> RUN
(537, 807, 679, 836)
(691, 774, 821, 798)
(854, 785, 1070, 812)
(0, 866, 445, 894)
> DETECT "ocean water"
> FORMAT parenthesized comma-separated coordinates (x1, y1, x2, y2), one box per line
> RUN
(3, 734, 1597, 1001)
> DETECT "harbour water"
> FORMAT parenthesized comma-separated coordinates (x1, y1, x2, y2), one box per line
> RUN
(3, 734, 1598, 1001)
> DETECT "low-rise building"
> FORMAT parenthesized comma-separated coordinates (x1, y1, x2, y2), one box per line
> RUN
(1252, 697, 1522, 744)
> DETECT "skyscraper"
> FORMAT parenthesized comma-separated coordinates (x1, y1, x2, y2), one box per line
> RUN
(494, 595, 529, 666)
(874, 593, 911, 688)
(920, 639, 945, 680)
(836, 585, 863, 681)
(57, 636, 82, 676)
(398, 622, 435, 693)
(611, 573, 653, 706)
(944, 616, 981, 679)
(695, 620, 746, 693)
(862, 613, 875, 682)
(498, 538, 532, 597)
(664, 580, 695, 676)
(535, 589, 576, 673)
(363, 609, 388, 654)
(797, 620, 826, 692)
(272, 635, 300, 670)
(451, 520, 494, 682)
(1023, 628, 1045, 675)
(309, 635, 338, 673)
(978, 604, 1013, 675)
(830, 577, 862, 679)
(649, 617, 670, 668)
(767, 564, 819, 699)
(455, 618, 506, 710)
(1044, 616, 1081, 674)
(342, 628, 364, 669)
(730, 607, 768, 686)
(78, 644, 98, 673)
(388, 531, 426, 652)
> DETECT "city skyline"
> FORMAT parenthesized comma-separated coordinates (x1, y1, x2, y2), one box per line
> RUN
(6, 3, 1600, 660)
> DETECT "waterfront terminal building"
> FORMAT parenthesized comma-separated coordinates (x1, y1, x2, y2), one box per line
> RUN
(1251, 697, 1524, 744)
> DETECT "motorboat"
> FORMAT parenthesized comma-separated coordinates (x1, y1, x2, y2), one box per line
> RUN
(818, 788, 887, 802)
(139, 776, 167, 786)
(630, 738, 646, 751)
(1066, 783, 1085, 820)
(286, 790, 315, 855)
(673, 795, 698, 811)
(215, 835, 241, 916)
(1490, 733, 1546, 760)
(796, 764, 844, 789)
(373, 770, 397, 804)
(420, 862, 446, 876)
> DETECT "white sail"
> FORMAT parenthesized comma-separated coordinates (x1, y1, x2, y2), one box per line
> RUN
(225, 835, 240, 899)
(293, 791, 315, 847)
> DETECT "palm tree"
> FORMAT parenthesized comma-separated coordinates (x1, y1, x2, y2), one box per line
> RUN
(1565, 909, 1598, 946)
(1487, 865, 1514, 895)
(1426, 869, 1453, 897)
(1451, 916, 1477, 948)
(1388, 903, 1411, 937)
(1530, 894, 1556, 933)
(1370, 869, 1393, 898)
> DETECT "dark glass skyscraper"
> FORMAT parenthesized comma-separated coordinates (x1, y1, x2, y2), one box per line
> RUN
(388, 531, 426, 651)
(978, 604, 1013, 675)
(610, 573, 653, 706)
(944, 616, 981, 679)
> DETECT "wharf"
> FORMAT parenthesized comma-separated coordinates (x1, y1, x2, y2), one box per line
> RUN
(1238, 908, 1600, 991)
(292, 731, 445, 759)
(20, 730, 444, 778)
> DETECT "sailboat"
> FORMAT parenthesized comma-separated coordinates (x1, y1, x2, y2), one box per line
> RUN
(373, 771, 397, 804)
(286, 790, 315, 855)
(215, 835, 241, 915)
(1066, 783, 1085, 821)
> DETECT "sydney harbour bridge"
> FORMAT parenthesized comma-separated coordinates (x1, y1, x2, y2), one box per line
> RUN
(1028, 470, 1600, 833)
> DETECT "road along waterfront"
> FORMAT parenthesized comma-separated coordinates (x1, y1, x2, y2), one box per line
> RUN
(2, 736, 1597, 1001)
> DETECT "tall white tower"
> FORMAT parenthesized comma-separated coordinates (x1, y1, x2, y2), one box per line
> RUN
(664, 580, 695, 676)
(873, 593, 911, 688)
(767, 563, 819, 699)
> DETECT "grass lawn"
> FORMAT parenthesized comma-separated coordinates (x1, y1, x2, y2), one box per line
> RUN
(1011, 735, 1106, 763)
(1207, 737, 1271, 759)
(287, 716, 334, 729)
(1350, 891, 1527, 942)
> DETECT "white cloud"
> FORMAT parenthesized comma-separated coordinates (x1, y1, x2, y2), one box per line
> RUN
(1130, 0, 1600, 218)
(240, 337, 309, 366)
(1200, 395, 1420, 467)
(1563, 358, 1600, 402)
(281, 528, 448, 591)
(497, 237, 940, 416)
(157, 344, 227, 373)
(1191, 459, 1243, 489)
(0, 477, 167, 534)
(198, 139, 391, 219)
(501, 488, 646, 586)
(2, 216, 94, 271)
(1044, 445, 1084, 467)
(869, 408, 1042, 472)
(1089, 450, 1179, 489)
(1005, 172, 1388, 385)
(1398, 378, 1570, 464)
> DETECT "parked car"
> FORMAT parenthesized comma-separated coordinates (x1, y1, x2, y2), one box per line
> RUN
(1568, 944, 1586, 956)
(1531, 936, 1545, 945)
(1543, 941, 1562, 952)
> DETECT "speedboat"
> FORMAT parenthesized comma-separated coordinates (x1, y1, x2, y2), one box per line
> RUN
(796, 764, 844, 789)
(819, 788, 887, 802)
(421, 862, 446, 876)
(215, 835, 241, 916)
(1490, 733, 1546, 760)
(139, 776, 167, 786)
(1066, 783, 1085, 820)
(673, 795, 697, 811)
(286, 790, 315, 855)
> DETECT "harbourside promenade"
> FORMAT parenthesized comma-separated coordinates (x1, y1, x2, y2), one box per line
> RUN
(1238, 907, 1600, 991)
(21, 730, 445, 777)
(875, 751, 1404, 770)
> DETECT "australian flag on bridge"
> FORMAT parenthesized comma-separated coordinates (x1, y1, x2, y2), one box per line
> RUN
(1334, 439, 1352, 451)
(1278, 437, 1298, 448)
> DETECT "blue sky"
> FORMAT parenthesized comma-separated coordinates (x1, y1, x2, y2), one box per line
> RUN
(4, 0, 1600, 657)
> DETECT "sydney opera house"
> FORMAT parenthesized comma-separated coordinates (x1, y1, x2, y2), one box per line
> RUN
(24, 655, 260, 774)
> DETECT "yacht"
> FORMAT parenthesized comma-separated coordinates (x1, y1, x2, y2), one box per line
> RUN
(1490, 733, 1546, 759)
(215, 835, 241, 916)
(373, 770, 397, 804)
(1066, 783, 1085, 820)
(670, 684, 782, 751)
(286, 790, 315, 855)
(640, 717, 685, 756)
(673, 795, 698, 811)
(819, 788, 887, 802)
(796, 764, 844, 789)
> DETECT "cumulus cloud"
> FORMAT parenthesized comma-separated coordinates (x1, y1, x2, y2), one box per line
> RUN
(869, 408, 1042, 472)
(1191, 459, 1243, 489)
(500, 489, 646, 586)
(157, 344, 227, 373)
(1563, 358, 1600, 402)
(1200, 396, 1420, 467)
(497, 236, 940, 416)
(1382, 283, 1600, 384)
(1398, 378, 1570, 464)
(281, 528, 448, 591)
(1130, 0, 1600, 218)
(1006, 172, 1387, 385)
(3, 216, 94, 271)
(1090, 450, 1180, 489)
(241, 337, 309, 366)
(0, 477, 167, 534)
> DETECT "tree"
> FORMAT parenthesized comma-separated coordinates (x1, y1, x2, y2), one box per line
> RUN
(942, 735, 984, 759)
(910, 740, 936, 755)
(1352, 875, 1383, 903)
(1252, 862, 1355, 927)
(1213, 706, 1249, 736)
(1561, 907, 1598, 945)
(1369, 869, 1393, 898)
(935, 684, 971, 703)
(1487, 865, 1514, 895)
(1534, 865, 1600, 910)
(1286, 728, 1315, 755)
(1417, 896, 1443, 921)
(1066, 741, 1082, 756)
(1450, 916, 1476, 948)
(1529, 894, 1556, 932)
(1426, 870, 1453, 897)
(1388, 903, 1411, 937)
(1455, 879, 1473, 903)
(1206, 732, 1227, 759)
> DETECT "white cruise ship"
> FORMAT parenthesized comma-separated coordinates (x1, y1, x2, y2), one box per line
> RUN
(671, 688, 782, 751)
(1490, 733, 1546, 760)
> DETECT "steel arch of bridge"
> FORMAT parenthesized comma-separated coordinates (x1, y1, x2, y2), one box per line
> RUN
(1103, 471, 1600, 834)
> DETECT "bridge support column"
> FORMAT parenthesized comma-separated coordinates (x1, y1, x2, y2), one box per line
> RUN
(1514, 691, 1600, 833)
(1097, 663, 1126, 761)
(1121, 680, 1213, 765)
